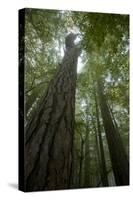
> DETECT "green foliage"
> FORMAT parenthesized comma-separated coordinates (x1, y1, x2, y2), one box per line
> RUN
(24, 8, 129, 187)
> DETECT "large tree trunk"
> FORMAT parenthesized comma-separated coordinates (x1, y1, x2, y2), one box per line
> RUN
(97, 79, 129, 186)
(25, 46, 81, 191)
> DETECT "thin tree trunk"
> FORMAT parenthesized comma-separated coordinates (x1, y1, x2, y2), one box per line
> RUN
(94, 88, 109, 186)
(25, 46, 81, 191)
(92, 118, 102, 186)
(84, 104, 91, 187)
(97, 79, 129, 186)
(78, 136, 84, 187)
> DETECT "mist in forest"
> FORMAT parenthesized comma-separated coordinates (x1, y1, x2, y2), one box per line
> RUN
(19, 8, 129, 191)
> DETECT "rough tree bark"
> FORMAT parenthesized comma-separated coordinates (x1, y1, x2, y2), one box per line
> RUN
(97, 79, 129, 186)
(25, 43, 81, 191)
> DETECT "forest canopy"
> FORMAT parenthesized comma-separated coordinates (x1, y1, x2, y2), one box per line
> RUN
(21, 8, 129, 190)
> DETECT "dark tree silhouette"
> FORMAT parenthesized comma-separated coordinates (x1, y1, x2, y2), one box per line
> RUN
(94, 88, 109, 186)
(97, 79, 129, 186)
(84, 105, 91, 187)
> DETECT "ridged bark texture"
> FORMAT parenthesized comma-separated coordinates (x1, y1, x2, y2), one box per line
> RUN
(25, 46, 81, 191)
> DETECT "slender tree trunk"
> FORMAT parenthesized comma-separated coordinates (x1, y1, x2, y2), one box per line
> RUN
(84, 105, 91, 187)
(78, 137, 84, 187)
(97, 79, 129, 186)
(92, 118, 102, 185)
(94, 88, 109, 186)
(25, 46, 81, 191)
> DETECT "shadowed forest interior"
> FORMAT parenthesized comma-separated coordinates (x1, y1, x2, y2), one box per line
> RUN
(19, 8, 129, 191)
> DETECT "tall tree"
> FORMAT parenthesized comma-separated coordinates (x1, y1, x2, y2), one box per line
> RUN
(84, 104, 91, 187)
(25, 35, 81, 191)
(21, 9, 129, 190)
(78, 132, 85, 187)
(94, 87, 109, 186)
(92, 115, 102, 186)
(97, 79, 129, 185)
